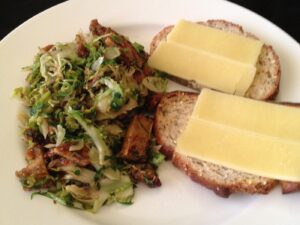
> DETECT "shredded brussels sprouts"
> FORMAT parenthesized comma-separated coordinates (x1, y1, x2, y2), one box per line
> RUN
(15, 20, 167, 213)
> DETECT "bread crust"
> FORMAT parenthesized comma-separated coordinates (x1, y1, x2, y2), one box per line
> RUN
(172, 152, 277, 197)
(150, 20, 281, 100)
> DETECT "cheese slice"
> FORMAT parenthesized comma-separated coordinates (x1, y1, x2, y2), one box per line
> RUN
(176, 89, 300, 181)
(192, 89, 300, 142)
(148, 41, 256, 95)
(176, 118, 300, 181)
(167, 20, 263, 65)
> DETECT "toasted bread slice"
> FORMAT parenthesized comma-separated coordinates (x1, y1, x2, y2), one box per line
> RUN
(150, 20, 281, 100)
(154, 91, 278, 197)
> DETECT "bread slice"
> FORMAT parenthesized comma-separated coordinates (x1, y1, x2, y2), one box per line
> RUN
(150, 20, 281, 100)
(154, 91, 278, 197)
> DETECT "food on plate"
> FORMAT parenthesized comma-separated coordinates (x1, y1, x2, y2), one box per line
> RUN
(149, 19, 280, 100)
(14, 19, 167, 212)
(154, 89, 300, 197)
(13, 15, 292, 211)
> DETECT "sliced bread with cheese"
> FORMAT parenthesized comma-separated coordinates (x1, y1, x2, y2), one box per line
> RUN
(154, 91, 300, 197)
(150, 20, 281, 100)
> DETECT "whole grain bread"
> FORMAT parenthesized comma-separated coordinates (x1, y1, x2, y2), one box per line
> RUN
(154, 91, 280, 197)
(150, 20, 281, 100)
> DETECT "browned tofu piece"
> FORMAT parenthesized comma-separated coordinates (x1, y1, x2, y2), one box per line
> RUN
(118, 115, 153, 162)
(50, 143, 90, 167)
(128, 163, 161, 187)
(16, 145, 48, 180)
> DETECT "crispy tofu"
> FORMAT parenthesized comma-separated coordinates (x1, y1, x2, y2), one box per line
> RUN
(128, 163, 161, 187)
(118, 115, 153, 162)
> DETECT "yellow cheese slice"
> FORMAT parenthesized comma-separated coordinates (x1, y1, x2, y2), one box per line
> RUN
(148, 41, 256, 95)
(176, 118, 300, 181)
(176, 89, 300, 181)
(192, 89, 300, 142)
(167, 19, 263, 65)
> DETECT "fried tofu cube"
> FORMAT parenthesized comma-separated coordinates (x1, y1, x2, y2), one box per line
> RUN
(119, 115, 153, 162)
(128, 163, 161, 187)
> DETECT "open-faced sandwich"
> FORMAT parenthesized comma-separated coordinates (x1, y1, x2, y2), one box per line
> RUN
(150, 19, 300, 197)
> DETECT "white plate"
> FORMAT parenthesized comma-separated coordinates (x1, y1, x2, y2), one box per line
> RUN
(1, 0, 300, 224)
